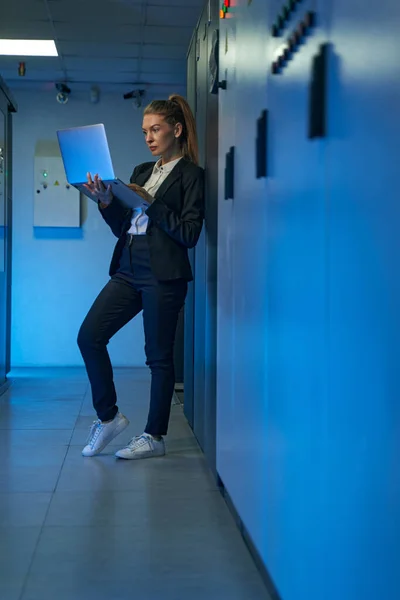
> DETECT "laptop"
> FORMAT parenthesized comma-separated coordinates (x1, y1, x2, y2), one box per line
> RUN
(57, 124, 148, 209)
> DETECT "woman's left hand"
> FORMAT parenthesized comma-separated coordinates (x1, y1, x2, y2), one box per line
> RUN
(128, 183, 154, 205)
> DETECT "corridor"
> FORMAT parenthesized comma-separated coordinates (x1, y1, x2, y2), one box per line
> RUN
(0, 368, 270, 600)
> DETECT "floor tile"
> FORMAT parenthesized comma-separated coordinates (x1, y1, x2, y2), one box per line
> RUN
(0, 400, 82, 430)
(56, 445, 218, 493)
(4, 388, 87, 403)
(0, 368, 270, 600)
(21, 525, 269, 600)
(0, 444, 68, 492)
(0, 493, 52, 527)
(8, 367, 88, 380)
(0, 429, 72, 446)
(45, 488, 226, 528)
(0, 527, 41, 600)
(112, 367, 150, 381)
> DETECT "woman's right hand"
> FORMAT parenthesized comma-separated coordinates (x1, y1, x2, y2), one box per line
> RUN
(84, 172, 114, 207)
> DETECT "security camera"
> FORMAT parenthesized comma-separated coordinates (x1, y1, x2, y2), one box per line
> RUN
(123, 89, 146, 109)
(56, 92, 69, 104)
(55, 82, 71, 104)
(56, 82, 71, 94)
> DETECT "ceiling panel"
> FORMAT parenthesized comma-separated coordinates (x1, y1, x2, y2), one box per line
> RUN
(149, 0, 203, 6)
(89, 0, 144, 5)
(141, 44, 187, 59)
(142, 26, 193, 45)
(67, 69, 141, 83)
(0, 22, 54, 38)
(0, 0, 202, 90)
(63, 70, 186, 85)
(54, 23, 143, 43)
(1, 2, 49, 20)
(0, 68, 65, 81)
(139, 71, 185, 85)
(48, 3, 144, 24)
(7, 80, 185, 93)
(0, 56, 60, 70)
(140, 58, 185, 74)
(146, 5, 201, 27)
(63, 57, 140, 71)
(57, 41, 141, 58)
(47, 0, 144, 5)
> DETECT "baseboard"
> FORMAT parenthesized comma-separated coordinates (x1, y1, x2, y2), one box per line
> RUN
(217, 476, 282, 600)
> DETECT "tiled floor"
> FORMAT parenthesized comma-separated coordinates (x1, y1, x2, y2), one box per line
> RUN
(0, 368, 270, 600)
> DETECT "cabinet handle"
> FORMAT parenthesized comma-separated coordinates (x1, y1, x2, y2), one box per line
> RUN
(256, 109, 268, 178)
(308, 43, 329, 139)
(224, 146, 235, 200)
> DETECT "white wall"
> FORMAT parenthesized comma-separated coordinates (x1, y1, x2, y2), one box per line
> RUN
(11, 88, 174, 367)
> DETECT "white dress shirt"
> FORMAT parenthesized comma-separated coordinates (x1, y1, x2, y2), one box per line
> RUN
(128, 156, 182, 235)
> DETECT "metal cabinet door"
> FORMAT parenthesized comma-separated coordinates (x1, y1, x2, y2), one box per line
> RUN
(0, 86, 13, 390)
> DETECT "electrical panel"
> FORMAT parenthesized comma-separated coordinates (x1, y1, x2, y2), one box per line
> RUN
(33, 155, 80, 228)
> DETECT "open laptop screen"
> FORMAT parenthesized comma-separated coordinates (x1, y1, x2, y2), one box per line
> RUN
(57, 124, 115, 185)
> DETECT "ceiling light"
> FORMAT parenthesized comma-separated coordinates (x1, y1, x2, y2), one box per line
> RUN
(0, 39, 58, 57)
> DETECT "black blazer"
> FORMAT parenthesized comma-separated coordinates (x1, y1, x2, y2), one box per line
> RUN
(100, 158, 205, 282)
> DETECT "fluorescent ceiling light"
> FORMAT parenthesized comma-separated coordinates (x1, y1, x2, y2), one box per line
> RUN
(0, 39, 58, 57)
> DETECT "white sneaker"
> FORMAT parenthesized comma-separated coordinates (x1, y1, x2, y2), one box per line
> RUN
(115, 433, 165, 460)
(82, 412, 129, 457)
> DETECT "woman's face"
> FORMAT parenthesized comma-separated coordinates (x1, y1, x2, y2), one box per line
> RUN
(142, 114, 182, 158)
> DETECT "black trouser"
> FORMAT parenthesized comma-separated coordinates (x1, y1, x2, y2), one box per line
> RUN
(77, 235, 187, 436)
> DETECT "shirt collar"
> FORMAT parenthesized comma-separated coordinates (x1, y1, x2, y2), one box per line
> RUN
(154, 156, 182, 174)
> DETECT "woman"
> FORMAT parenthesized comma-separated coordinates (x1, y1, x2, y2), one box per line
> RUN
(77, 94, 204, 460)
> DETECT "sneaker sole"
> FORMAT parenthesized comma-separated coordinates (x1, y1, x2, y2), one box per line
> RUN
(82, 418, 130, 457)
(115, 449, 165, 460)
